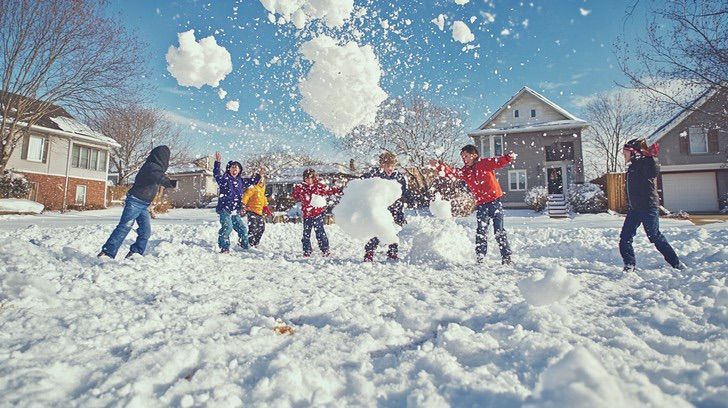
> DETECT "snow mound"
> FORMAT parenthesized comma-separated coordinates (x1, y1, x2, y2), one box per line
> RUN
(518, 265, 580, 306)
(166, 30, 232, 88)
(0, 199, 44, 214)
(526, 347, 633, 407)
(406, 219, 472, 265)
(298, 35, 387, 137)
(429, 194, 452, 219)
(452, 21, 475, 44)
(332, 178, 401, 244)
(259, 0, 354, 29)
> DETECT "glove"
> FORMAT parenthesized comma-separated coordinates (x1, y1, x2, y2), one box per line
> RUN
(263, 206, 273, 217)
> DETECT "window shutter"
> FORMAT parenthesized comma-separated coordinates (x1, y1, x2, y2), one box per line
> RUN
(707, 129, 719, 153)
(41, 137, 49, 163)
(21, 134, 29, 160)
(679, 131, 689, 154)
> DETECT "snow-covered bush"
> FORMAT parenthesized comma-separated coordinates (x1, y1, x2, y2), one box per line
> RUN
(0, 171, 30, 199)
(525, 186, 548, 212)
(568, 183, 607, 213)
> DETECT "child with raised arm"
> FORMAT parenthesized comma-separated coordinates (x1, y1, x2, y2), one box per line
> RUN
(431, 144, 516, 265)
(213, 152, 260, 253)
(292, 168, 342, 257)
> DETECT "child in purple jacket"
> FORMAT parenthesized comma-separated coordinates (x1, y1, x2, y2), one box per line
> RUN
(213, 152, 260, 253)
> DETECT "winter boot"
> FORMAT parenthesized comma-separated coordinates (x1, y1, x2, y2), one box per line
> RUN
(220, 248, 230, 254)
(386, 251, 399, 261)
(673, 262, 687, 271)
(364, 250, 375, 262)
(322, 251, 331, 257)
(501, 256, 512, 266)
(303, 251, 312, 258)
(125, 251, 137, 259)
(622, 264, 636, 273)
(97, 251, 113, 259)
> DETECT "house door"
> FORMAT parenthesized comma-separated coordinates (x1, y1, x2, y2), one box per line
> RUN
(547, 167, 563, 194)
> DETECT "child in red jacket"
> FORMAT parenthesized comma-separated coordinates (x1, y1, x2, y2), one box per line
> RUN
(292, 169, 342, 257)
(431, 144, 516, 264)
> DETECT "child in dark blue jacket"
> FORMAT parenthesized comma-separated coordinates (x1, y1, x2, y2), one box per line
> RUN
(214, 152, 261, 253)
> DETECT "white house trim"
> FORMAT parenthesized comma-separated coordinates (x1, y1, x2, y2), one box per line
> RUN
(660, 163, 726, 172)
(469, 120, 587, 137)
(13, 168, 108, 182)
(476, 86, 584, 130)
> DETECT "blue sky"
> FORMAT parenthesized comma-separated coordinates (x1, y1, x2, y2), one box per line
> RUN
(109, 0, 649, 162)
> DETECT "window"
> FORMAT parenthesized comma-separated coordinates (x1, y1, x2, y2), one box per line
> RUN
(514, 109, 520, 118)
(72, 145, 107, 171)
(545, 142, 574, 161)
(688, 126, 708, 154)
(75, 185, 87, 205)
(508, 170, 527, 191)
(530, 109, 536, 118)
(27, 135, 45, 162)
(481, 135, 504, 158)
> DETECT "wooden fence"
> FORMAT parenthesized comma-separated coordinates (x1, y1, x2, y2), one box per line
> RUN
(107, 185, 171, 213)
(605, 173, 627, 213)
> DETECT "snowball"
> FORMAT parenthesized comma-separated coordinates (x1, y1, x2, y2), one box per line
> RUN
(518, 265, 580, 306)
(429, 194, 452, 219)
(166, 30, 232, 88)
(500, 28, 511, 36)
(525, 348, 632, 407)
(225, 100, 240, 112)
(310, 194, 327, 208)
(298, 36, 387, 137)
(431, 14, 446, 31)
(258, 0, 354, 29)
(451, 21, 475, 44)
(332, 178, 402, 244)
(217, 88, 227, 99)
(406, 220, 472, 265)
(579, 8, 591, 16)
(454, 0, 470, 4)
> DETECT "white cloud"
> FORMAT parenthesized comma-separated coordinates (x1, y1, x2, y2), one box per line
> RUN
(431, 14, 447, 31)
(258, 0, 354, 29)
(165, 30, 232, 89)
(298, 35, 387, 137)
(225, 100, 239, 112)
(452, 21, 475, 44)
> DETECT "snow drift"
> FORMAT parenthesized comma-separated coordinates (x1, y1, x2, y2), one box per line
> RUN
(166, 30, 232, 88)
(0, 199, 44, 214)
(298, 36, 387, 137)
(518, 265, 580, 306)
(332, 178, 401, 244)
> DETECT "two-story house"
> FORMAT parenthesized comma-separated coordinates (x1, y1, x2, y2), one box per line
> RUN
(468, 86, 589, 209)
(646, 87, 727, 213)
(4, 101, 119, 211)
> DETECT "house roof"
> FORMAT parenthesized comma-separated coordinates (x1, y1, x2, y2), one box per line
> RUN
(646, 86, 721, 146)
(469, 119, 588, 137)
(476, 86, 585, 131)
(0, 92, 119, 147)
(269, 164, 358, 184)
(167, 163, 213, 176)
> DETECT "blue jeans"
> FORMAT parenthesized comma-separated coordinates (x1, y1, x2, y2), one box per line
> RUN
(102, 195, 151, 258)
(218, 211, 248, 250)
(476, 199, 512, 259)
(619, 208, 680, 268)
(302, 214, 329, 254)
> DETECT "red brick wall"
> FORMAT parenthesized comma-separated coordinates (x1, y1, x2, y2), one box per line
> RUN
(19, 172, 106, 211)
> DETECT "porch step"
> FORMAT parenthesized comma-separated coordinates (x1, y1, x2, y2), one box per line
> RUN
(547, 194, 569, 219)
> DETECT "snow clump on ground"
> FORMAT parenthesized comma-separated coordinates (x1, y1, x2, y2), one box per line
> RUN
(165, 30, 232, 88)
(405, 218, 472, 265)
(429, 194, 452, 219)
(298, 36, 387, 137)
(518, 265, 581, 306)
(452, 21, 475, 43)
(332, 178, 401, 244)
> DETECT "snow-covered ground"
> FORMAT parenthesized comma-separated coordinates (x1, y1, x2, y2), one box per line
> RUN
(1, 208, 726, 406)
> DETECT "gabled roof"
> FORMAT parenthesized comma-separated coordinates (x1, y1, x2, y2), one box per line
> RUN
(477, 86, 584, 131)
(646, 86, 721, 146)
(269, 164, 358, 184)
(0, 92, 119, 147)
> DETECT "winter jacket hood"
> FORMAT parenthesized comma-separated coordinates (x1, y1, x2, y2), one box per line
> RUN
(127, 145, 176, 203)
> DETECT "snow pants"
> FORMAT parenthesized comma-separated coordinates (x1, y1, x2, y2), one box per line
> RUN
(302, 214, 329, 254)
(101, 194, 152, 258)
(247, 211, 265, 247)
(619, 208, 680, 268)
(218, 211, 248, 250)
(475, 199, 512, 260)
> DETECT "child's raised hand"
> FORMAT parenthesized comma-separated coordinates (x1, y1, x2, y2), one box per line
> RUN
(215, 152, 222, 162)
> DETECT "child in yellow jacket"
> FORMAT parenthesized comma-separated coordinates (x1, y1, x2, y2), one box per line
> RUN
(242, 178, 273, 247)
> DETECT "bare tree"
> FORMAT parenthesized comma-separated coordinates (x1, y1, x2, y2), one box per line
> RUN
(0, 0, 146, 172)
(341, 96, 468, 204)
(241, 152, 323, 178)
(89, 106, 191, 185)
(617, 0, 727, 122)
(582, 91, 650, 177)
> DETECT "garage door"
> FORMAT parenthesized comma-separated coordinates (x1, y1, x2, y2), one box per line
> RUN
(662, 172, 719, 212)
